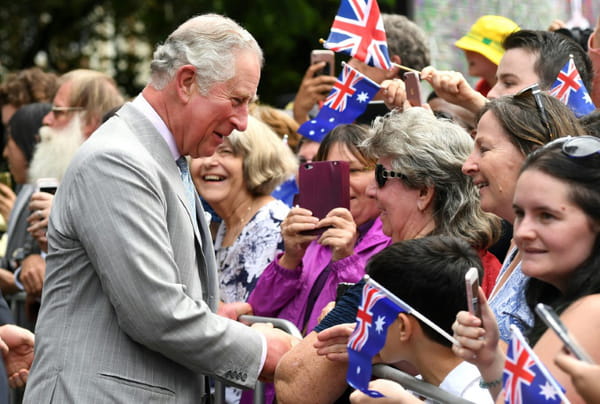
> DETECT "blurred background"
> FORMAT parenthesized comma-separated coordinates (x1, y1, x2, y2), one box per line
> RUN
(0, 0, 597, 107)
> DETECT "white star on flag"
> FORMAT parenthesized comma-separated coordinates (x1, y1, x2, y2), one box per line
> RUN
(356, 91, 370, 102)
(539, 381, 559, 400)
(375, 315, 386, 333)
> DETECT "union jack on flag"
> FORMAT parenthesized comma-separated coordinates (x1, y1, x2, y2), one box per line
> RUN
(346, 277, 410, 398)
(325, 63, 366, 112)
(502, 325, 569, 404)
(549, 56, 595, 118)
(297, 63, 379, 142)
(324, 0, 391, 70)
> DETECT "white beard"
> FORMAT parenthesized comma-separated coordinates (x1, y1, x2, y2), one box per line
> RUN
(28, 114, 85, 184)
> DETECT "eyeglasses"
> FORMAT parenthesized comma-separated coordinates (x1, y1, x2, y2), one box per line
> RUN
(51, 105, 84, 119)
(515, 83, 551, 137)
(543, 135, 600, 158)
(375, 164, 406, 188)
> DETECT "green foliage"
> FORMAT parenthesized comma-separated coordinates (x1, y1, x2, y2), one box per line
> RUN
(0, 0, 397, 105)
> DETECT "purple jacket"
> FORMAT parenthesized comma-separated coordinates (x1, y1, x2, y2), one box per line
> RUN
(247, 217, 391, 333)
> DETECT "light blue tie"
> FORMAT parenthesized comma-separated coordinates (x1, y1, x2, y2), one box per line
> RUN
(176, 156, 197, 217)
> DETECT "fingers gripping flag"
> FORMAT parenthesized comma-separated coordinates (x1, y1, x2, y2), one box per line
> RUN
(297, 63, 380, 142)
(324, 0, 391, 70)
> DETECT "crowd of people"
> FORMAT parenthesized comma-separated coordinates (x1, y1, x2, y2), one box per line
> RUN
(0, 7, 597, 404)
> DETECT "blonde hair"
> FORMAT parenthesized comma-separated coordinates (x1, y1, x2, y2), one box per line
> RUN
(228, 116, 298, 196)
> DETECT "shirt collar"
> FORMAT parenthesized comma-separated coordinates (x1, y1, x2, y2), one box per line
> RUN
(131, 94, 181, 161)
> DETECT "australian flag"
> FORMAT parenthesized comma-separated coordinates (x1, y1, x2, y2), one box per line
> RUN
(323, 0, 391, 70)
(298, 63, 380, 142)
(549, 56, 595, 118)
(502, 325, 569, 404)
(346, 278, 410, 397)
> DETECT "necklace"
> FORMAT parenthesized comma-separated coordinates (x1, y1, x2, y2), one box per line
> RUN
(222, 199, 255, 247)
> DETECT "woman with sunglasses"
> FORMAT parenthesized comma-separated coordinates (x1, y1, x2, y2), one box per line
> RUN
(275, 108, 501, 404)
(454, 136, 600, 404)
(462, 85, 586, 344)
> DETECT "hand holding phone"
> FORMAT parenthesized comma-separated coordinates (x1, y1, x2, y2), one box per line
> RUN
(465, 267, 481, 319)
(311, 50, 335, 77)
(535, 303, 595, 363)
(36, 177, 59, 195)
(296, 160, 350, 236)
(404, 71, 422, 107)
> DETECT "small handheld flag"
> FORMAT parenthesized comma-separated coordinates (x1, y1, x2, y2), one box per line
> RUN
(323, 0, 391, 70)
(549, 55, 595, 118)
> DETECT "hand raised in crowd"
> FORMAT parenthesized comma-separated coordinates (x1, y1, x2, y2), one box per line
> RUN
(380, 79, 410, 112)
(292, 63, 337, 124)
(19, 254, 46, 297)
(452, 287, 505, 398)
(0, 183, 16, 224)
(555, 351, 600, 404)
(278, 207, 319, 269)
(350, 379, 416, 404)
(313, 322, 356, 362)
(27, 191, 54, 252)
(0, 324, 35, 389)
(421, 66, 487, 114)
(317, 207, 358, 262)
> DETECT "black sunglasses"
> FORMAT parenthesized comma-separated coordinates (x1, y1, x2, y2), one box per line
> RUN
(375, 164, 406, 188)
(543, 135, 600, 158)
(515, 83, 551, 137)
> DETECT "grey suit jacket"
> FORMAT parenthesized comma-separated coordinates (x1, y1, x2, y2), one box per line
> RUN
(23, 103, 263, 403)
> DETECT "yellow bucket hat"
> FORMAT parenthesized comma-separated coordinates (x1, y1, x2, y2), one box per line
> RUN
(455, 15, 520, 65)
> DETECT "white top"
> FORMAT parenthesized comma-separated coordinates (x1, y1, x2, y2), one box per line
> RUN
(424, 361, 493, 404)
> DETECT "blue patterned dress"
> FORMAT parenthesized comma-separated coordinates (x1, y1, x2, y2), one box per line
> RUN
(214, 199, 289, 303)
(488, 247, 534, 342)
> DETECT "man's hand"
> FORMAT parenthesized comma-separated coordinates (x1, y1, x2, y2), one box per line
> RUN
(27, 192, 54, 252)
(254, 323, 299, 382)
(0, 324, 34, 389)
(217, 301, 253, 320)
(421, 66, 487, 114)
(20, 254, 46, 296)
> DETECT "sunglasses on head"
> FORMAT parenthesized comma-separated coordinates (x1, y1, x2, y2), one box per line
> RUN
(375, 164, 406, 188)
(515, 83, 551, 137)
(543, 135, 600, 158)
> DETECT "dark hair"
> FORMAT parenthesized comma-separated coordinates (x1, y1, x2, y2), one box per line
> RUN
(520, 142, 600, 344)
(477, 91, 585, 157)
(579, 110, 600, 138)
(503, 30, 593, 92)
(7, 103, 51, 163)
(315, 123, 375, 168)
(367, 235, 483, 348)
(0, 67, 58, 107)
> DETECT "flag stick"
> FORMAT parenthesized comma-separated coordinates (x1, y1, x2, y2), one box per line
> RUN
(392, 63, 420, 74)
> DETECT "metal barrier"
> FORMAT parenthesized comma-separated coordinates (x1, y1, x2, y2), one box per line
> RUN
(213, 315, 302, 404)
(372, 364, 475, 404)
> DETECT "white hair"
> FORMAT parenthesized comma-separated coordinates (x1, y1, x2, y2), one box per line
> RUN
(149, 14, 263, 93)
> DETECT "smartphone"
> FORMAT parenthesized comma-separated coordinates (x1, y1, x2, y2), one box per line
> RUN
(465, 267, 481, 319)
(311, 49, 335, 77)
(296, 160, 350, 236)
(404, 71, 422, 107)
(36, 177, 59, 195)
(535, 303, 594, 363)
(0, 172, 12, 189)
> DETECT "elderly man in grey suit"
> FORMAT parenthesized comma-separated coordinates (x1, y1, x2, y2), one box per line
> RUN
(23, 14, 295, 403)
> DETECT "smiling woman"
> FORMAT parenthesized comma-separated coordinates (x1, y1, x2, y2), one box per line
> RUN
(191, 115, 297, 304)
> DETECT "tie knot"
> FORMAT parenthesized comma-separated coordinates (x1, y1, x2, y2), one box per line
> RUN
(176, 156, 189, 174)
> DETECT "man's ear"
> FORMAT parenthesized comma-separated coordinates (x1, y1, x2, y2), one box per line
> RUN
(397, 312, 413, 342)
(175, 65, 197, 103)
(416, 185, 435, 212)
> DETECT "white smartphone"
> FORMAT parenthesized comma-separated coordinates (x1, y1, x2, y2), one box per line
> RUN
(535, 303, 594, 363)
(465, 267, 481, 319)
(36, 177, 59, 195)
